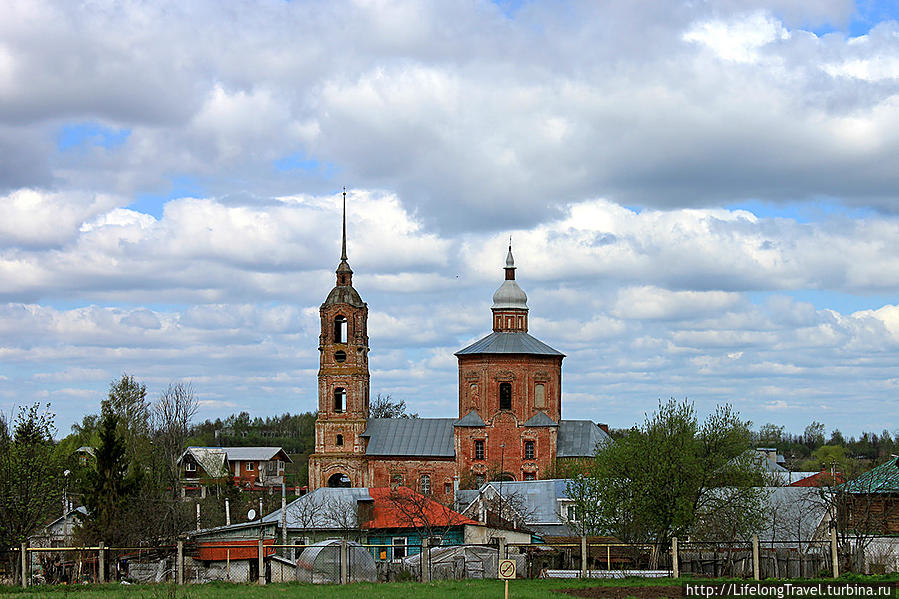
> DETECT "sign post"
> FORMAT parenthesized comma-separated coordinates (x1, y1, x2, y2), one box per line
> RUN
(499, 559, 516, 599)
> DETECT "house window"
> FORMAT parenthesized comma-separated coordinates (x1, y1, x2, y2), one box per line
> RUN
(185, 462, 196, 472)
(420, 474, 431, 495)
(474, 440, 485, 460)
(444, 482, 452, 495)
(524, 472, 536, 481)
(336, 434, 344, 446)
(566, 505, 579, 522)
(391, 473, 404, 486)
(392, 537, 407, 560)
(524, 440, 535, 460)
(499, 382, 512, 410)
(534, 383, 545, 408)
(334, 315, 348, 343)
(334, 387, 346, 412)
(246, 462, 255, 471)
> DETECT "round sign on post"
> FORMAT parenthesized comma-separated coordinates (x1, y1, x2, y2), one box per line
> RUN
(499, 559, 516, 599)
(499, 559, 516, 579)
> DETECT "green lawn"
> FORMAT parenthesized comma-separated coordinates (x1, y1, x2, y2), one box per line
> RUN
(2, 576, 897, 599)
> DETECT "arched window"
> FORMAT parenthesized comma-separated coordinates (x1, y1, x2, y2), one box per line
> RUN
(534, 383, 546, 408)
(336, 434, 344, 446)
(524, 440, 535, 460)
(328, 472, 351, 488)
(334, 387, 346, 413)
(499, 382, 512, 410)
(420, 474, 431, 495)
(334, 315, 348, 343)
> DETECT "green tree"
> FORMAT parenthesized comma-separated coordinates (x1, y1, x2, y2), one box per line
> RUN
(588, 399, 767, 554)
(800, 444, 851, 474)
(103, 374, 150, 464)
(78, 409, 139, 545)
(0, 404, 63, 554)
(804, 421, 826, 451)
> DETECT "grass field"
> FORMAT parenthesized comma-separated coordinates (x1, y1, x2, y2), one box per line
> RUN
(1, 576, 897, 599)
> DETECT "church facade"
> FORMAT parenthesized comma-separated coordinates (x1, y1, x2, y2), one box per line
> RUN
(308, 203, 609, 501)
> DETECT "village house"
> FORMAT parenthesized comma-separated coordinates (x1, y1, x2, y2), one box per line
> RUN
(176, 446, 292, 496)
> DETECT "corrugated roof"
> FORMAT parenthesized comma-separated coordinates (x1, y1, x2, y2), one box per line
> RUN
(523, 412, 559, 427)
(365, 487, 477, 529)
(556, 420, 610, 457)
(262, 487, 372, 528)
(454, 411, 486, 427)
(222, 447, 290, 462)
(455, 332, 564, 356)
(179, 447, 229, 477)
(362, 418, 456, 457)
(457, 479, 574, 525)
(842, 457, 899, 493)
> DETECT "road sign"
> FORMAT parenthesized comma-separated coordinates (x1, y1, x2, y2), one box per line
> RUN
(499, 559, 516, 580)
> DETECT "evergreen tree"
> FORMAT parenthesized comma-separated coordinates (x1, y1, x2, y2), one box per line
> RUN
(79, 409, 139, 545)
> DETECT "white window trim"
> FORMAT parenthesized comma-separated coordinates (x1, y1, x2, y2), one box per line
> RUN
(185, 462, 197, 472)
(246, 461, 255, 471)
(392, 537, 407, 561)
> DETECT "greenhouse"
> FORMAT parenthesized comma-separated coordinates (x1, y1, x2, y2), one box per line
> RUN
(296, 539, 377, 584)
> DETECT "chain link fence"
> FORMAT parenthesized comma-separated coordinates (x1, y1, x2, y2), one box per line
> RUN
(4, 534, 897, 587)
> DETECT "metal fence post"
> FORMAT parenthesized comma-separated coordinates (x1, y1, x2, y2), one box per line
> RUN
(831, 527, 839, 578)
(672, 537, 679, 579)
(99, 541, 105, 583)
(422, 537, 430, 583)
(258, 538, 266, 585)
(753, 534, 760, 580)
(176, 540, 184, 585)
(580, 536, 587, 578)
(20, 542, 27, 588)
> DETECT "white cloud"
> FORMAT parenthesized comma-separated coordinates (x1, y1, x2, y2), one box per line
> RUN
(683, 11, 790, 63)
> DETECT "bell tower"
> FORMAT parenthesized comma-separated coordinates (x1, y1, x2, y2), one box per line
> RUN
(308, 190, 370, 489)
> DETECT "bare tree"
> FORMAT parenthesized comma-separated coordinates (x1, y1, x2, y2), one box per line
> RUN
(369, 394, 418, 419)
(152, 382, 199, 499)
(385, 486, 461, 543)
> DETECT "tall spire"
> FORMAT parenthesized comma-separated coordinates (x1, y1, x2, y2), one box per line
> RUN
(341, 187, 347, 262)
(504, 239, 516, 281)
(335, 187, 353, 286)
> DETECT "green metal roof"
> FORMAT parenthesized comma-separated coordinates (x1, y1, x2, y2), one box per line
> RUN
(842, 457, 899, 493)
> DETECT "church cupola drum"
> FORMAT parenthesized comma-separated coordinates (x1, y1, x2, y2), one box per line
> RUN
(308, 191, 370, 489)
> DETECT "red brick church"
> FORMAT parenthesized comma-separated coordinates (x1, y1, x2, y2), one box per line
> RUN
(307, 198, 609, 501)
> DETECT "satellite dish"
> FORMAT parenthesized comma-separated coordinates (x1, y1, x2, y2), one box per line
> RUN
(247, 509, 257, 521)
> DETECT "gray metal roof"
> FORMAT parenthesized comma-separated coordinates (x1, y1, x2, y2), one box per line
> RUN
(262, 487, 372, 529)
(523, 412, 559, 427)
(221, 447, 291, 462)
(556, 421, 610, 457)
(178, 447, 229, 477)
(457, 479, 574, 525)
(455, 332, 564, 356)
(362, 418, 456, 457)
(454, 411, 486, 427)
(727, 486, 827, 543)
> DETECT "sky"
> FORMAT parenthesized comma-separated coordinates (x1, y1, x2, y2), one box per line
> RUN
(2, 0, 899, 439)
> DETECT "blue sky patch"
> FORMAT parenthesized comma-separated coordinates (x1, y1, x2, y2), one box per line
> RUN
(58, 122, 131, 151)
(803, 0, 899, 37)
(130, 175, 206, 219)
